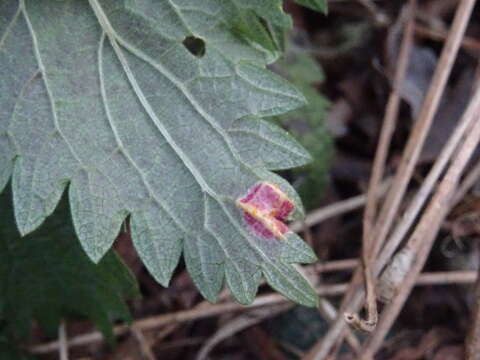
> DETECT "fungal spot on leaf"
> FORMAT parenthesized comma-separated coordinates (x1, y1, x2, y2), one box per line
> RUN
(182, 36, 206, 58)
(236, 182, 294, 240)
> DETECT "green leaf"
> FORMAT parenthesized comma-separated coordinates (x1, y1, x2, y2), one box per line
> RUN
(227, 1, 292, 57)
(235, 1, 292, 28)
(0, 332, 36, 360)
(0, 0, 318, 306)
(229, 116, 312, 171)
(294, 0, 328, 14)
(0, 188, 139, 343)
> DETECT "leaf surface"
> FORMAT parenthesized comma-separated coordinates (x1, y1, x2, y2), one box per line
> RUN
(0, 333, 36, 360)
(294, 0, 328, 14)
(0, 0, 318, 306)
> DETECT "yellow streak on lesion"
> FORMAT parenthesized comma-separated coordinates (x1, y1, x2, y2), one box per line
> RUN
(267, 183, 291, 202)
(236, 200, 287, 240)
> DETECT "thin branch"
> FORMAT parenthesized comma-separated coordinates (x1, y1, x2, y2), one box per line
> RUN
(414, 271, 477, 285)
(372, 54, 480, 300)
(370, 0, 471, 277)
(452, 161, 480, 205)
(336, 64, 480, 359)
(465, 244, 480, 360)
(415, 23, 480, 52)
(356, 0, 390, 26)
(305, 1, 475, 357)
(289, 180, 390, 233)
(131, 327, 155, 360)
(361, 73, 480, 358)
(318, 298, 361, 354)
(30, 284, 346, 355)
(154, 337, 205, 352)
(196, 304, 291, 360)
(315, 259, 358, 273)
(58, 322, 69, 360)
(29, 270, 476, 355)
(347, 1, 416, 333)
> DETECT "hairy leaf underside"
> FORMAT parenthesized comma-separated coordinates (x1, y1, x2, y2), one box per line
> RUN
(0, 0, 323, 306)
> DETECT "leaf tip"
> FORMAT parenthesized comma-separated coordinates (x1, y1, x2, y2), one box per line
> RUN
(304, 293, 319, 308)
(84, 246, 106, 264)
(154, 274, 172, 288)
(202, 290, 220, 304)
(14, 215, 40, 238)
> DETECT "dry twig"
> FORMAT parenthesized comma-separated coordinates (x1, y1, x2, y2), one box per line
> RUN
(131, 327, 155, 360)
(315, 259, 358, 273)
(318, 299, 361, 353)
(29, 270, 476, 355)
(370, 0, 469, 281)
(345, 1, 416, 333)
(289, 180, 390, 233)
(361, 68, 480, 358)
(415, 24, 480, 52)
(453, 161, 480, 205)
(196, 304, 291, 360)
(59, 322, 69, 360)
(466, 245, 480, 360)
(304, 1, 475, 358)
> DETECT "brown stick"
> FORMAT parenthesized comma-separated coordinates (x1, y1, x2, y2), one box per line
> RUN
(360, 75, 480, 358)
(196, 304, 291, 360)
(29, 271, 476, 355)
(315, 259, 358, 273)
(452, 161, 480, 205)
(304, 1, 475, 358)
(370, 0, 470, 281)
(318, 298, 361, 353)
(415, 24, 480, 52)
(374, 56, 480, 285)
(289, 180, 390, 233)
(337, 68, 480, 359)
(131, 327, 155, 360)
(306, 92, 480, 355)
(345, 1, 416, 333)
(58, 322, 68, 360)
(465, 245, 480, 360)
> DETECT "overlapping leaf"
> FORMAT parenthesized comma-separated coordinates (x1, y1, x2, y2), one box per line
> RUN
(271, 43, 333, 209)
(0, 333, 35, 360)
(0, 189, 139, 343)
(294, 0, 328, 13)
(0, 0, 319, 306)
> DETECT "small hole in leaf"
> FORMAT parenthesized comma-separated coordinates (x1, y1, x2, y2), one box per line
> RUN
(182, 36, 206, 58)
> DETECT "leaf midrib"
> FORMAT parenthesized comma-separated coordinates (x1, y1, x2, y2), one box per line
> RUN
(91, 0, 277, 288)
(89, 0, 259, 199)
(91, 1, 313, 302)
(90, 0, 286, 272)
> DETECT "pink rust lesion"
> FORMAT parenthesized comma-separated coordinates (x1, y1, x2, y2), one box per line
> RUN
(236, 182, 295, 240)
